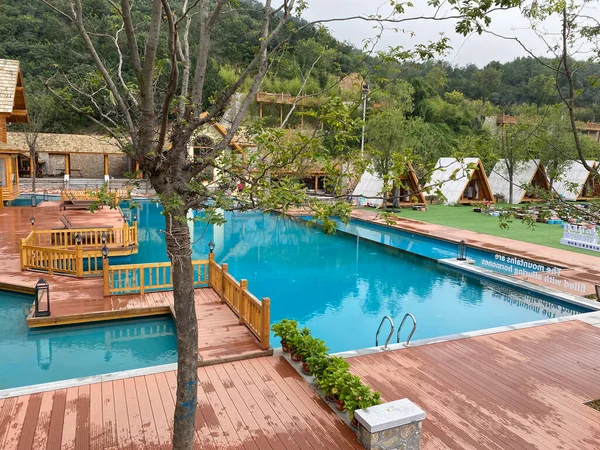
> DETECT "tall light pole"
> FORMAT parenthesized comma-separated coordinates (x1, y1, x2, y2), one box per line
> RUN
(360, 82, 369, 158)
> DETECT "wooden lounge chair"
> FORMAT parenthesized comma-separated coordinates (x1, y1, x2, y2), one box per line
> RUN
(60, 193, 102, 211)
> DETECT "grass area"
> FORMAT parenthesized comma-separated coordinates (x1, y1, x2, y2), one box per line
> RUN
(376, 204, 600, 257)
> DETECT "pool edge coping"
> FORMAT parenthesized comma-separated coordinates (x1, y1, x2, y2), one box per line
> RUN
(330, 310, 600, 359)
(0, 363, 179, 399)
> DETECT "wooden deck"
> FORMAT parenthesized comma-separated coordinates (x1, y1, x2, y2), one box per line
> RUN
(349, 320, 600, 450)
(0, 203, 266, 365)
(0, 356, 362, 450)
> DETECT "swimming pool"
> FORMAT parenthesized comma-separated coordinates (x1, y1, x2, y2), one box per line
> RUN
(121, 200, 587, 353)
(0, 290, 177, 390)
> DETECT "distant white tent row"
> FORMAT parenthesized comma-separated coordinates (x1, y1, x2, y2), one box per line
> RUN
(352, 163, 426, 207)
(487, 159, 550, 204)
(553, 160, 599, 201)
(428, 158, 494, 205)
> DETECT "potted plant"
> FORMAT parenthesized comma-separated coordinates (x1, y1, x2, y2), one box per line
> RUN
(344, 385, 382, 427)
(299, 338, 328, 374)
(271, 319, 298, 352)
(288, 327, 310, 361)
(305, 353, 330, 380)
(335, 373, 362, 412)
(317, 356, 349, 402)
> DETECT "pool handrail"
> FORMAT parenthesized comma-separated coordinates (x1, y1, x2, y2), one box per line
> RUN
(375, 315, 395, 349)
(397, 313, 417, 346)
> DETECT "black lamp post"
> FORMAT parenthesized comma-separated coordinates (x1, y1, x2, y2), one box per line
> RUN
(457, 240, 467, 261)
(133, 214, 137, 222)
(30, 216, 35, 227)
(30, 195, 37, 207)
(101, 244, 109, 259)
(35, 278, 50, 317)
(74, 233, 82, 246)
(101, 231, 107, 244)
(208, 240, 215, 254)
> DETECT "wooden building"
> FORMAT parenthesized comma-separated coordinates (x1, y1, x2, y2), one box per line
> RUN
(488, 159, 551, 204)
(0, 59, 28, 202)
(553, 160, 599, 201)
(6, 132, 129, 180)
(429, 158, 495, 205)
(352, 162, 427, 207)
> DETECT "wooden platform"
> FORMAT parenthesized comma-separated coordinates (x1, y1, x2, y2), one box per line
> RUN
(349, 320, 600, 450)
(0, 204, 267, 365)
(0, 356, 362, 450)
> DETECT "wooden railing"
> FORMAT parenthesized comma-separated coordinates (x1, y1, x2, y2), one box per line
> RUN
(20, 223, 137, 277)
(207, 254, 270, 349)
(104, 260, 209, 296)
(61, 188, 131, 206)
(102, 254, 271, 349)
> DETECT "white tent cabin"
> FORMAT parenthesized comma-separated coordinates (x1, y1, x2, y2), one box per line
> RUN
(487, 159, 550, 204)
(553, 160, 599, 201)
(352, 162, 427, 208)
(428, 158, 494, 205)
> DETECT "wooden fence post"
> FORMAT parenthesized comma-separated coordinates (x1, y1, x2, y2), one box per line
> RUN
(103, 259, 110, 297)
(239, 280, 247, 325)
(123, 222, 130, 247)
(75, 245, 83, 277)
(221, 263, 228, 303)
(140, 268, 145, 296)
(19, 238, 25, 270)
(261, 297, 271, 350)
(208, 253, 214, 288)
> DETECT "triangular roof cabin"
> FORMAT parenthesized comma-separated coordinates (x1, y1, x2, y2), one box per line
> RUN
(352, 162, 427, 207)
(428, 157, 494, 205)
(553, 160, 599, 201)
(487, 159, 550, 204)
(0, 59, 28, 203)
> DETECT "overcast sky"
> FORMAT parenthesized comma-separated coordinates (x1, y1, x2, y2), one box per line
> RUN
(301, 1, 556, 68)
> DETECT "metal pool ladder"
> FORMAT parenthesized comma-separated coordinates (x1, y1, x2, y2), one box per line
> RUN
(397, 313, 417, 346)
(375, 316, 394, 349)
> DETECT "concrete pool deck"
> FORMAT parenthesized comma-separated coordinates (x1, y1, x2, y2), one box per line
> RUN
(350, 209, 600, 298)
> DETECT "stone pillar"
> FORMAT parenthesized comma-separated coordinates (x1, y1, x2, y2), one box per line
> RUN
(355, 399, 426, 450)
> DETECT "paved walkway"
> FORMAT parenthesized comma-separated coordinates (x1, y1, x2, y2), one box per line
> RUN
(349, 320, 600, 450)
(0, 356, 362, 450)
(351, 209, 600, 297)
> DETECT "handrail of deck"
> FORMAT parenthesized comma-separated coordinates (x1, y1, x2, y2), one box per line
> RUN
(103, 254, 271, 349)
(19, 222, 137, 277)
(61, 188, 132, 206)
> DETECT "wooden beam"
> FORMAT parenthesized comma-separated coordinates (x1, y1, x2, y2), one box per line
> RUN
(65, 154, 70, 175)
(104, 154, 109, 176)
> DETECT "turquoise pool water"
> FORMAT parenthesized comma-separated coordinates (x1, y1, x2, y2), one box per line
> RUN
(0, 291, 177, 390)
(121, 200, 586, 353)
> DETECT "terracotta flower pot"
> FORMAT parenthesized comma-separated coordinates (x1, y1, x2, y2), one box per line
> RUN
(334, 398, 345, 412)
(281, 341, 290, 353)
(325, 394, 335, 402)
(301, 361, 311, 375)
(351, 417, 359, 428)
(290, 351, 301, 362)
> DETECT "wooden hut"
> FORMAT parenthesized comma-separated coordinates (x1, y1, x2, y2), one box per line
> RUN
(488, 159, 550, 204)
(0, 59, 28, 203)
(352, 162, 427, 207)
(428, 158, 494, 205)
(553, 160, 599, 201)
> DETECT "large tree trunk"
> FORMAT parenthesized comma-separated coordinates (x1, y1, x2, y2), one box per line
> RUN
(165, 211, 198, 450)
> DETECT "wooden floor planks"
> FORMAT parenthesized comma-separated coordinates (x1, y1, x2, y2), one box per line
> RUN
(349, 320, 600, 450)
(0, 357, 362, 449)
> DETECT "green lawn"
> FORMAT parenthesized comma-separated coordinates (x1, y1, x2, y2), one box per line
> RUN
(380, 204, 600, 257)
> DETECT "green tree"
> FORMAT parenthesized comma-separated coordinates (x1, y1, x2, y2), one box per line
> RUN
(474, 65, 502, 116)
(527, 74, 555, 113)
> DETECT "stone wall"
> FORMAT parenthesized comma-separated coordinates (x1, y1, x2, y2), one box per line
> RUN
(357, 420, 422, 450)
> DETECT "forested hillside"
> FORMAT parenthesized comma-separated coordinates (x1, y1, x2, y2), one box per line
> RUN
(1, 0, 599, 132)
